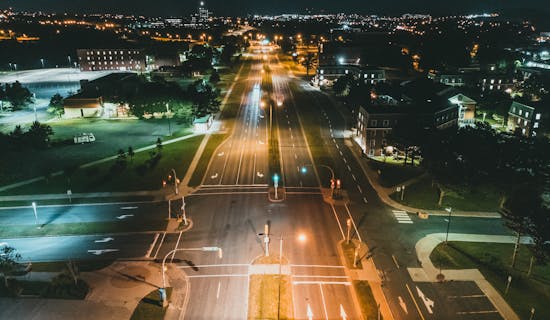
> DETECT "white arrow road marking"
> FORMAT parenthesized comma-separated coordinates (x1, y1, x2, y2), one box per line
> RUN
(307, 303, 313, 320)
(218, 151, 225, 157)
(116, 214, 134, 220)
(88, 249, 119, 255)
(340, 304, 347, 319)
(216, 281, 221, 299)
(94, 237, 114, 243)
(399, 296, 408, 314)
(211, 173, 219, 179)
(257, 172, 264, 178)
(416, 286, 434, 314)
(120, 206, 138, 210)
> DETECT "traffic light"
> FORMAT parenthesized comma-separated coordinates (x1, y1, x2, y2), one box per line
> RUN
(301, 166, 307, 174)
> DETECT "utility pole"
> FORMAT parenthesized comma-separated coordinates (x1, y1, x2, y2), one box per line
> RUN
(346, 219, 351, 244)
(264, 224, 270, 256)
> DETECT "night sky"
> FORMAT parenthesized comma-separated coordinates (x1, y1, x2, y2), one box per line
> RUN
(2, 0, 549, 16)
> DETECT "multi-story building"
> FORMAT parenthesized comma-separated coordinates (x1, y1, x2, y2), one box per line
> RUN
(355, 79, 474, 156)
(479, 73, 516, 93)
(77, 49, 145, 71)
(507, 101, 544, 137)
(314, 64, 385, 87)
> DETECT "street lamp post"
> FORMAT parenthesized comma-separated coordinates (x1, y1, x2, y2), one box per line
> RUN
(161, 246, 222, 307)
(31, 202, 39, 227)
(181, 196, 188, 225)
(444, 207, 452, 244)
(167, 168, 179, 195)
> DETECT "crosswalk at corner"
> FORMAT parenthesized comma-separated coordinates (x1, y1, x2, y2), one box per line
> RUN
(392, 210, 413, 224)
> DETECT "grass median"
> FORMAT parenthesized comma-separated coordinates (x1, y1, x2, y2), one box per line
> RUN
(2, 135, 204, 195)
(248, 274, 292, 320)
(188, 133, 229, 187)
(0, 219, 166, 238)
(431, 241, 550, 320)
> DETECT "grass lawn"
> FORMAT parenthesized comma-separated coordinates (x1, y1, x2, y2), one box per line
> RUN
(0, 119, 193, 187)
(248, 274, 292, 320)
(0, 219, 167, 237)
(3, 135, 204, 195)
(130, 287, 173, 320)
(391, 175, 501, 212)
(431, 242, 550, 320)
(0, 196, 154, 207)
(354, 280, 382, 320)
(188, 133, 229, 186)
(367, 159, 424, 188)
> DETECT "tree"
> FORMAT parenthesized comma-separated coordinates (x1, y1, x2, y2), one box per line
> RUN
(0, 246, 22, 287)
(24, 121, 54, 148)
(4, 81, 33, 110)
(333, 74, 354, 96)
(47, 93, 64, 118)
(209, 69, 220, 84)
(502, 183, 550, 263)
(302, 53, 317, 77)
(127, 146, 135, 162)
(156, 138, 163, 152)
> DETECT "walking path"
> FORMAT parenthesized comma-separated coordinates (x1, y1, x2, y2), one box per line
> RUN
(345, 140, 501, 218)
(0, 261, 187, 320)
(337, 239, 394, 320)
(409, 233, 531, 320)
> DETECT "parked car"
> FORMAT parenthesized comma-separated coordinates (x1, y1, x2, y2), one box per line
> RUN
(74, 133, 95, 144)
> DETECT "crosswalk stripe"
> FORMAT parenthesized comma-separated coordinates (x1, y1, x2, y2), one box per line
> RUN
(392, 210, 413, 224)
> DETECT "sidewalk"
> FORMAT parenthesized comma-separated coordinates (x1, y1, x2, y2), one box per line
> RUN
(345, 140, 501, 218)
(0, 261, 179, 320)
(0, 190, 164, 203)
(337, 239, 394, 320)
(408, 233, 530, 320)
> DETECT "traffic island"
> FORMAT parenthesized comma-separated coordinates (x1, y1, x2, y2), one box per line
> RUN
(130, 287, 172, 320)
(247, 256, 293, 320)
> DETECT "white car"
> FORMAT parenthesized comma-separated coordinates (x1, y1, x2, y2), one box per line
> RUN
(74, 133, 96, 144)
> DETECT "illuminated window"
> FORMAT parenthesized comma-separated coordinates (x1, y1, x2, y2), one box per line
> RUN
(519, 110, 523, 116)
(534, 122, 539, 128)
(525, 112, 529, 118)
(490, 79, 495, 84)
(536, 113, 541, 120)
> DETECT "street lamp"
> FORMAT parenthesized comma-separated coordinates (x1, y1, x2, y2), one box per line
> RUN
(31, 202, 39, 227)
(444, 207, 452, 244)
(160, 246, 222, 307)
(164, 169, 179, 195)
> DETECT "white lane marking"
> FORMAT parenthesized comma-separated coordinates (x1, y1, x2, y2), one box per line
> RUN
(88, 249, 119, 255)
(179, 263, 249, 269)
(399, 296, 408, 314)
(294, 154, 298, 159)
(187, 274, 248, 278)
(343, 158, 347, 164)
(393, 210, 413, 224)
(290, 264, 345, 269)
(352, 174, 357, 181)
(330, 204, 346, 240)
(120, 206, 138, 210)
(448, 295, 487, 299)
(216, 281, 221, 299)
(456, 310, 499, 315)
(340, 304, 348, 320)
(339, 150, 343, 156)
(116, 214, 134, 220)
(294, 281, 351, 286)
(416, 286, 434, 314)
(319, 283, 329, 320)
(153, 232, 166, 259)
(171, 231, 183, 262)
(292, 275, 349, 279)
(145, 234, 158, 258)
(335, 144, 340, 149)
(363, 197, 368, 204)
(346, 165, 351, 171)
(392, 255, 400, 269)
(357, 185, 363, 193)
(332, 138, 336, 143)
(307, 304, 314, 320)
(94, 237, 114, 243)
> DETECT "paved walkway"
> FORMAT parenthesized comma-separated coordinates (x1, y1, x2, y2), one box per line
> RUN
(345, 140, 501, 218)
(337, 239, 394, 320)
(408, 233, 531, 320)
(0, 261, 182, 320)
